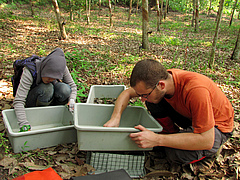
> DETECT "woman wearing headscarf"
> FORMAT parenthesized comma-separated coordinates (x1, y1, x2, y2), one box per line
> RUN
(13, 48, 77, 132)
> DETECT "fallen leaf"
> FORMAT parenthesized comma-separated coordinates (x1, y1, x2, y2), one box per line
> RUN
(19, 162, 50, 171)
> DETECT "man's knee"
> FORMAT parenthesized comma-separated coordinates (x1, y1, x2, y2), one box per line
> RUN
(165, 147, 204, 165)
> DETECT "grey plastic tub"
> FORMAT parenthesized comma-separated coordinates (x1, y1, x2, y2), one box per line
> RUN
(86, 85, 126, 104)
(2, 106, 77, 153)
(74, 103, 162, 151)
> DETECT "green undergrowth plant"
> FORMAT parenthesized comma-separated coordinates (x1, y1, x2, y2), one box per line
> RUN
(129, 98, 145, 107)
(0, 132, 9, 154)
(65, 49, 119, 101)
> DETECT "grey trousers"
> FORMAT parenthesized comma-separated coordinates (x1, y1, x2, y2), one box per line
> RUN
(164, 126, 231, 164)
(146, 99, 232, 165)
(26, 81, 71, 107)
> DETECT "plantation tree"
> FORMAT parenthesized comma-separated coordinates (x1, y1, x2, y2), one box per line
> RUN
(69, 0, 73, 21)
(229, 0, 238, 27)
(108, 0, 113, 27)
(114, 0, 116, 10)
(136, 0, 139, 14)
(195, 0, 199, 32)
(209, 0, 225, 68)
(156, 0, 160, 31)
(192, 0, 195, 27)
(142, 0, 149, 49)
(231, 27, 240, 61)
(160, 0, 163, 24)
(98, 0, 101, 15)
(208, 0, 212, 16)
(51, 0, 67, 39)
(29, 0, 35, 16)
(215, 0, 222, 22)
(128, 0, 133, 21)
(86, 0, 90, 24)
(164, 0, 169, 19)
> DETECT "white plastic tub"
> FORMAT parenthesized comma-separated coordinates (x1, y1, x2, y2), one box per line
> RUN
(74, 103, 162, 151)
(86, 85, 126, 104)
(2, 106, 77, 153)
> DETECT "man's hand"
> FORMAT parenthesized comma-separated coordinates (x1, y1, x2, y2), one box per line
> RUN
(129, 125, 159, 149)
(103, 118, 120, 127)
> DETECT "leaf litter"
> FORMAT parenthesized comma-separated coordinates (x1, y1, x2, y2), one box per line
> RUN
(0, 4, 239, 180)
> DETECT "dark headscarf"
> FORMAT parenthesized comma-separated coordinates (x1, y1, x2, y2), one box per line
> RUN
(36, 48, 66, 84)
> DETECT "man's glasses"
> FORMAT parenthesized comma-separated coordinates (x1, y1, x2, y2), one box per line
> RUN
(136, 82, 158, 99)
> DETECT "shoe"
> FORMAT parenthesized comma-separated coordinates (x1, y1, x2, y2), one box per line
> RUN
(190, 156, 215, 175)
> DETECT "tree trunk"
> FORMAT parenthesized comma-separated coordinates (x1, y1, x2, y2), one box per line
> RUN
(207, 0, 212, 16)
(209, 0, 224, 68)
(78, 7, 81, 19)
(29, 0, 35, 16)
(86, 0, 90, 24)
(215, 0, 221, 22)
(98, 0, 101, 16)
(136, 0, 139, 14)
(69, 0, 73, 21)
(51, 0, 67, 40)
(108, 0, 113, 27)
(160, 0, 163, 24)
(164, 0, 168, 19)
(231, 27, 240, 61)
(142, 0, 149, 50)
(89, 0, 91, 16)
(156, 0, 160, 31)
(128, 0, 132, 21)
(195, 0, 199, 32)
(229, 0, 238, 27)
(192, 0, 195, 27)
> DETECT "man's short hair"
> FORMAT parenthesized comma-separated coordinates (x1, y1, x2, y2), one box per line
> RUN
(130, 59, 169, 88)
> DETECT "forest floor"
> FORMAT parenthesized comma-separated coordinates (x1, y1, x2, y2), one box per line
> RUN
(0, 3, 239, 180)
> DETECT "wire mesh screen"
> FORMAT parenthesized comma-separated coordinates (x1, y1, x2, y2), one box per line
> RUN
(86, 151, 146, 178)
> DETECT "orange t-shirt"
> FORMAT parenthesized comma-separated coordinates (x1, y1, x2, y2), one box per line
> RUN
(165, 69, 234, 134)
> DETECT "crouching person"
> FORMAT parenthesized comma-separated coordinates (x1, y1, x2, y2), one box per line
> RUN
(13, 48, 77, 132)
(104, 59, 234, 174)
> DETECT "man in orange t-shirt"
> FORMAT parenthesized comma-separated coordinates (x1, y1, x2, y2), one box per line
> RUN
(104, 59, 234, 172)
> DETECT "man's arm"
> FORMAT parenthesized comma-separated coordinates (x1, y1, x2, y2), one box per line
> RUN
(103, 88, 138, 127)
(130, 125, 215, 150)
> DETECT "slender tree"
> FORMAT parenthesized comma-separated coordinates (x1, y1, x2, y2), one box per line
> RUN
(195, 0, 199, 32)
(192, 0, 196, 27)
(215, 0, 221, 22)
(231, 27, 240, 61)
(89, 0, 91, 16)
(208, 0, 212, 16)
(164, 0, 169, 19)
(51, 0, 67, 40)
(209, 0, 225, 68)
(128, 0, 133, 21)
(98, 0, 101, 16)
(160, 0, 163, 24)
(108, 0, 113, 27)
(142, 0, 149, 49)
(86, 0, 90, 24)
(29, 0, 35, 16)
(69, 0, 73, 21)
(156, 0, 160, 31)
(136, 0, 139, 14)
(229, 0, 238, 27)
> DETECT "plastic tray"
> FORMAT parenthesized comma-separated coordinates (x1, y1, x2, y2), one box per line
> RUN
(86, 85, 126, 104)
(74, 103, 162, 151)
(2, 105, 77, 153)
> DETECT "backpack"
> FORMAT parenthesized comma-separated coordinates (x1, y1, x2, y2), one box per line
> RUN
(11, 55, 40, 97)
